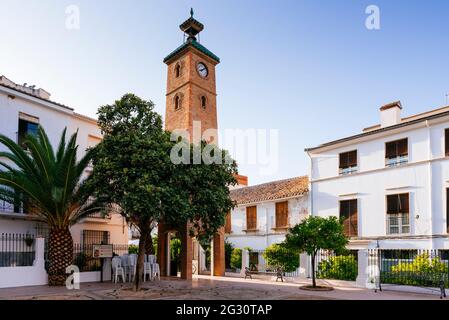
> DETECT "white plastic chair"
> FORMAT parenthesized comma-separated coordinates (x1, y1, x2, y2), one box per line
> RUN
(143, 257, 152, 282)
(127, 254, 137, 282)
(112, 257, 125, 283)
(120, 254, 130, 281)
(148, 255, 160, 280)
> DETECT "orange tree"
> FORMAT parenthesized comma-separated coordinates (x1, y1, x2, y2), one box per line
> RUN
(284, 216, 348, 288)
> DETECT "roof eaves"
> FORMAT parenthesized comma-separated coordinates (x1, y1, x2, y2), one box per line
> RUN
(305, 109, 449, 152)
(0, 83, 74, 111)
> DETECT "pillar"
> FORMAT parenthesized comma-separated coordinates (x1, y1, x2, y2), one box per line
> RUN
(212, 227, 225, 276)
(157, 223, 168, 277)
(34, 237, 45, 268)
(241, 248, 249, 276)
(356, 249, 371, 288)
(180, 222, 193, 280)
(299, 253, 310, 279)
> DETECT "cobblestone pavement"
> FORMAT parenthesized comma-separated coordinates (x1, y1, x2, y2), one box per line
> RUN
(0, 275, 442, 300)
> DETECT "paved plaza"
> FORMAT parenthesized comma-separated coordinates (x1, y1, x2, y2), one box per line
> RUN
(0, 275, 443, 300)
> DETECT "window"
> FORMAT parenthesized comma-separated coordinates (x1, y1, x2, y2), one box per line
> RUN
(175, 95, 181, 110)
(339, 150, 358, 175)
(201, 96, 207, 109)
(386, 193, 410, 235)
(275, 201, 289, 228)
(175, 64, 181, 78)
(445, 129, 449, 156)
(82, 230, 110, 245)
(225, 212, 232, 234)
(340, 199, 358, 237)
(18, 114, 39, 148)
(385, 138, 408, 167)
(246, 206, 257, 231)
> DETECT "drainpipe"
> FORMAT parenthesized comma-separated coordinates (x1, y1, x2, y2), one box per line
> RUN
(425, 120, 434, 249)
(266, 207, 269, 249)
(306, 151, 313, 216)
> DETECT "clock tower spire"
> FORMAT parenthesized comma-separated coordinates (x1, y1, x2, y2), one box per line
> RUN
(164, 10, 220, 143)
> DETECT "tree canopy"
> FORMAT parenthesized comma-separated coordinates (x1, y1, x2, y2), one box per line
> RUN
(87, 93, 238, 289)
(284, 216, 348, 287)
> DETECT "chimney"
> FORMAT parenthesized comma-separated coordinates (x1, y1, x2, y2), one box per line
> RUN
(380, 101, 402, 127)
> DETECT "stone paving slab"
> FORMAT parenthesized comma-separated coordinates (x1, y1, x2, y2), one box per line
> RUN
(0, 275, 442, 300)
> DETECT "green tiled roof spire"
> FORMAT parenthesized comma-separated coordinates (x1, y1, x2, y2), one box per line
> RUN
(163, 9, 220, 64)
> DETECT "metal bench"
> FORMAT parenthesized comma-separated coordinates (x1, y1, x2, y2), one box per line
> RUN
(244, 266, 284, 282)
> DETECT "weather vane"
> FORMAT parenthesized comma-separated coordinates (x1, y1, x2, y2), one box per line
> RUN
(190, 8, 194, 18)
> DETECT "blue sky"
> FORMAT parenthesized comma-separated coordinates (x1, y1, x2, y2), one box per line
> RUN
(1, 0, 449, 185)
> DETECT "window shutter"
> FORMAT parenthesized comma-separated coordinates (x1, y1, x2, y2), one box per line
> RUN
(397, 139, 408, 156)
(387, 195, 399, 214)
(339, 153, 348, 169)
(340, 201, 350, 236)
(386, 141, 396, 159)
(349, 200, 358, 237)
(246, 206, 257, 230)
(275, 202, 288, 227)
(348, 150, 357, 167)
(399, 193, 409, 213)
(445, 129, 449, 156)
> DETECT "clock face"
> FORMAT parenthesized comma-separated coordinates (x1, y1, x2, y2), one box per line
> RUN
(197, 63, 208, 78)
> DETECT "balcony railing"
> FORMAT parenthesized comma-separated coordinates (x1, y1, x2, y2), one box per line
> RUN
(0, 200, 26, 214)
(386, 213, 410, 235)
(339, 166, 358, 176)
(386, 155, 408, 168)
(84, 211, 111, 220)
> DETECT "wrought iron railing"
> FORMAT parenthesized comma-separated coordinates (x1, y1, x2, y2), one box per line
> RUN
(368, 249, 449, 290)
(316, 249, 358, 281)
(386, 213, 410, 235)
(386, 155, 408, 167)
(0, 233, 36, 267)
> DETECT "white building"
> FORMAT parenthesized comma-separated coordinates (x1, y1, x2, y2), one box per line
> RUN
(0, 75, 128, 245)
(306, 101, 449, 250)
(226, 176, 309, 250)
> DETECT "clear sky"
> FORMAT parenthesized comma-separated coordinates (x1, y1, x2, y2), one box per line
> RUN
(1, 0, 449, 185)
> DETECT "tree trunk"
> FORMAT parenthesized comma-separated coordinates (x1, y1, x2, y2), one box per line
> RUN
(48, 227, 73, 286)
(133, 225, 148, 291)
(144, 228, 154, 255)
(311, 252, 316, 288)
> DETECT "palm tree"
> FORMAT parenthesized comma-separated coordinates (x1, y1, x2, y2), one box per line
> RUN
(0, 127, 97, 286)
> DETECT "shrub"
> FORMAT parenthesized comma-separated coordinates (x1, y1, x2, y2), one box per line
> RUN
(230, 248, 242, 270)
(383, 253, 449, 287)
(391, 253, 448, 274)
(317, 254, 357, 281)
(128, 244, 139, 254)
(262, 243, 299, 273)
(225, 240, 234, 269)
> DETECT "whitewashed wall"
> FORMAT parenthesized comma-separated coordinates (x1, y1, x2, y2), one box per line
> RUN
(226, 196, 308, 250)
(0, 88, 128, 244)
(309, 114, 449, 249)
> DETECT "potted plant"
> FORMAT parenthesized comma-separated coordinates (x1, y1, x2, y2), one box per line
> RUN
(24, 234, 34, 247)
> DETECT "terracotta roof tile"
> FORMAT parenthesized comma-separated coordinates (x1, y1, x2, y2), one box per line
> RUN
(230, 176, 309, 205)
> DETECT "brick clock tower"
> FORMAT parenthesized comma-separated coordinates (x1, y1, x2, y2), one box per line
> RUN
(157, 10, 225, 280)
(164, 9, 219, 142)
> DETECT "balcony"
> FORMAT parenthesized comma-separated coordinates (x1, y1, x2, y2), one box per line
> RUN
(0, 200, 27, 215)
(386, 155, 408, 168)
(85, 212, 111, 219)
(339, 166, 358, 176)
(386, 213, 410, 235)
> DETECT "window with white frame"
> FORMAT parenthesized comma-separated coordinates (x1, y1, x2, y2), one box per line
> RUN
(385, 138, 408, 167)
(386, 193, 410, 235)
(339, 150, 358, 175)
